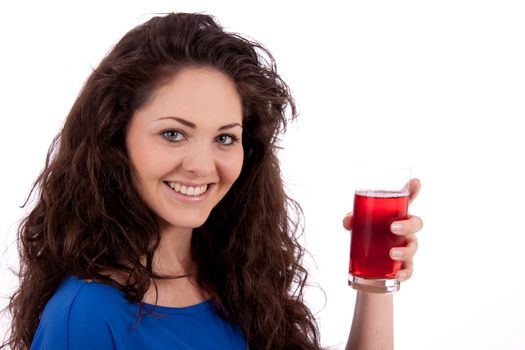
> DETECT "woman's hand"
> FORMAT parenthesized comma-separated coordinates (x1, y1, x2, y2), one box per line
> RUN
(343, 178, 423, 282)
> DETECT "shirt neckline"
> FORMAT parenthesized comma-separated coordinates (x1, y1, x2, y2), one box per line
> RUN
(68, 276, 214, 315)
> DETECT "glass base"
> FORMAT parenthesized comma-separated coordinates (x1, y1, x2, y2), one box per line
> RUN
(348, 274, 400, 293)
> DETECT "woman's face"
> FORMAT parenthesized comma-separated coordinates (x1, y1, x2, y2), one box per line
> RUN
(126, 66, 244, 231)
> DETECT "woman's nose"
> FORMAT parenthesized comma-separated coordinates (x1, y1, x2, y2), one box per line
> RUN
(181, 141, 216, 177)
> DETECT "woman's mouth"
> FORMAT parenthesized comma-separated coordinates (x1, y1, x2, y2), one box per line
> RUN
(164, 181, 209, 197)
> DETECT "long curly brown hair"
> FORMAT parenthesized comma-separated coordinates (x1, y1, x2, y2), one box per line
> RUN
(4, 12, 321, 350)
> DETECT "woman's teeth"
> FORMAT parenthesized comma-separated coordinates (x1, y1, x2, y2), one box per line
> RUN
(167, 182, 208, 196)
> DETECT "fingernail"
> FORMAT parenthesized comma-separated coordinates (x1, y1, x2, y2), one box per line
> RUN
(391, 223, 403, 233)
(391, 250, 404, 259)
(397, 272, 407, 281)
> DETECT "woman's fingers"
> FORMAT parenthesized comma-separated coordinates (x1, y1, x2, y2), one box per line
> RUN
(408, 178, 421, 204)
(396, 262, 414, 282)
(390, 235, 418, 261)
(391, 179, 422, 282)
(390, 215, 424, 235)
(343, 213, 353, 231)
(390, 235, 418, 282)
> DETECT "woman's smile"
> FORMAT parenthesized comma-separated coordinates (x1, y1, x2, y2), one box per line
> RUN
(165, 181, 209, 197)
(162, 180, 214, 203)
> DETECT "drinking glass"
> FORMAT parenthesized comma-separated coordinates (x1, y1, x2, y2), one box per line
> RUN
(348, 165, 411, 293)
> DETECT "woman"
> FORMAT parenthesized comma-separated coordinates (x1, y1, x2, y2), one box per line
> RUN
(5, 12, 423, 349)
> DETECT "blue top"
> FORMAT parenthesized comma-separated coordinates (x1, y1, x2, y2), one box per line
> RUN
(31, 277, 247, 349)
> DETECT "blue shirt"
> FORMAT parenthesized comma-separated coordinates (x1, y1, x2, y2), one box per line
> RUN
(31, 277, 247, 349)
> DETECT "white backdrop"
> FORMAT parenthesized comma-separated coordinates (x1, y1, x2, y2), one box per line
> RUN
(1, 1, 524, 349)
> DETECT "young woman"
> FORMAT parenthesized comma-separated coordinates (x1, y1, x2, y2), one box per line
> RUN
(5, 12, 423, 350)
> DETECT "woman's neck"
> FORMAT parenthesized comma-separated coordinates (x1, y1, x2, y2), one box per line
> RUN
(141, 224, 209, 308)
(153, 224, 194, 277)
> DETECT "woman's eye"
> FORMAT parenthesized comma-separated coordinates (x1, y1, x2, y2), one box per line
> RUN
(216, 134, 238, 145)
(162, 130, 184, 142)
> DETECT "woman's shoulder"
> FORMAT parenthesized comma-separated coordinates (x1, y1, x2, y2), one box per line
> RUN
(30, 276, 131, 349)
(45, 276, 128, 317)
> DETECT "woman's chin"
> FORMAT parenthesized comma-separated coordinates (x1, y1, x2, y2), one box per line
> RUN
(157, 215, 210, 231)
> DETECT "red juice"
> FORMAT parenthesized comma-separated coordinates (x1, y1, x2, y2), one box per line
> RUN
(349, 190, 409, 279)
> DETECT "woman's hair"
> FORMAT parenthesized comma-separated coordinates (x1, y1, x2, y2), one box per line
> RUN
(5, 12, 320, 350)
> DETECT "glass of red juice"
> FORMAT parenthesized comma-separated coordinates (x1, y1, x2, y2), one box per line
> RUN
(349, 165, 411, 293)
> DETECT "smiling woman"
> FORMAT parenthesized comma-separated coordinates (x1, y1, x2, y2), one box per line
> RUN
(3, 11, 423, 350)
(4, 12, 323, 350)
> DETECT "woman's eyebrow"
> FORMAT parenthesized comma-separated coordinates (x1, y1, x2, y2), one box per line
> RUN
(218, 123, 243, 131)
(156, 116, 196, 128)
(156, 116, 242, 131)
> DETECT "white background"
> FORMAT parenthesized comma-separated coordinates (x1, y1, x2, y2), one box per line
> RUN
(1, 1, 524, 349)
